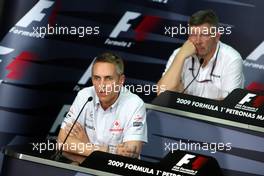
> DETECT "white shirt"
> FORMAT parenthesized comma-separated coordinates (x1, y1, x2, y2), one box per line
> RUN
(163, 41, 244, 99)
(61, 86, 147, 152)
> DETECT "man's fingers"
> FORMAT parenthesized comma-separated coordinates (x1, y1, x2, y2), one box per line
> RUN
(187, 40, 197, 54)
(117, 143, 137, 158)
(65, 127, 70, 134)
(117, 143, 124, 148)
(65, 124, 78, 137)
(65, 123, 73, 132)
(75, 122, 83, 132)
(178, 40, 197, 59)
(116, 144, 125, 155)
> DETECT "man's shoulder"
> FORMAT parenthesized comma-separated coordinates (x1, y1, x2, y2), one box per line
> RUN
(220, 41, 242, 61)
(76, 86, 96, 102)
(170, 47, 181, 58)
(78, 86, 95, 95)
(165, 47, 184, 71)
(120, 87, 145, 106)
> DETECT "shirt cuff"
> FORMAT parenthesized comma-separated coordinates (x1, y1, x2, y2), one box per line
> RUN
(123, 134, 148, 143)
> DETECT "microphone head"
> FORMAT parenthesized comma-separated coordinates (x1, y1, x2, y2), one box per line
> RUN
(88, 97, 93, 102)
(199, 58, 204, 65)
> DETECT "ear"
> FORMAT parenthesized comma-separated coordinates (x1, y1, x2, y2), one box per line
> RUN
(119, 74, 125, 85)
(215, 32, 221, 41)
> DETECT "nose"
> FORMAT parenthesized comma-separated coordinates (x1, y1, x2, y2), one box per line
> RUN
(193, 35, 201, 45)
(99, 79, 107, 89)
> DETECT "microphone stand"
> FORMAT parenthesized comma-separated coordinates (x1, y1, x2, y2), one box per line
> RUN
(182, 58, 204, 94)
(51, 96, 93, 162)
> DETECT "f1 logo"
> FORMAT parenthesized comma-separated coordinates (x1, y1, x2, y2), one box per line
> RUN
(175, 154, 208, 170)
(16, 0, 54, 27)
(247, 41, 264, 61)
(238, 93, 257, 105)
(0, 46, 14, 55)
(110, 11, 141, 38)
(176, 154, 195, 167)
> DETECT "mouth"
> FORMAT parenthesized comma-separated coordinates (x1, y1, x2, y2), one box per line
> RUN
(98, 90, 108, 97)
(196, 47, 206, 55)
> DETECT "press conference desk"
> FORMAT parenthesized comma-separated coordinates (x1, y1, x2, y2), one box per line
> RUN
(1, 89, 264, 176)
(1, 145, 114, 176)
(2, 143, 222, 176)
(142, 89, 264, 176)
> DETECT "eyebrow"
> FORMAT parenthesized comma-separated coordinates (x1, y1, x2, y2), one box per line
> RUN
(92, 75, 113, 78)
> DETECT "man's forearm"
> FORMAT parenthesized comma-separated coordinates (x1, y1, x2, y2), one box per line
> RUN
(58, 127, 108, 157)
(116, 141, 143, 158)
(57, 137, 105, 156)
(157, 54, 185, 94)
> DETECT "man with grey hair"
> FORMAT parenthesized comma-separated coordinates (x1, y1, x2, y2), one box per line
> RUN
(57, 52, 147, 164)
(157, 9, 244, 99)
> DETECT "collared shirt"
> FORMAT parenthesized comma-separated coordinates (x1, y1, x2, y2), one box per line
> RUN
(61, 86, 147, 152)
(163, 41, 244, 99)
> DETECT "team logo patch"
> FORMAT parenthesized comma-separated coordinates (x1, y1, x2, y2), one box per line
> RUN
(133, 115, 144, 127)
(109, 120, 124, 132)
(86, 125, 95, 130)
(133, 122, 143, 127)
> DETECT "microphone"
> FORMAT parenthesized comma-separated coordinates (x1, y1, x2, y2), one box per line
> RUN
(51, 96, 93, 162)
(199, 58, 204, 65)
(182, 58, 204, 94)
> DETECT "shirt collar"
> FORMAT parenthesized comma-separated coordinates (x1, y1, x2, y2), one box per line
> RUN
(94, 94, 100, 109)
(110, 92, 121, 109)
(94, 87, 123, 111)
(209, 41, 221, 64)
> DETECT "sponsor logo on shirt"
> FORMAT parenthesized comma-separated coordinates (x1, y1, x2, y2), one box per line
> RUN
(133, 121, 143, 127)
(133, 115, 144, 127)
(134, 115, 143, 121)
(89, 111, 94, 119)
(86, 125, 95, 130)
(109, 120, 124, 132)
(66, 108, 74, 118)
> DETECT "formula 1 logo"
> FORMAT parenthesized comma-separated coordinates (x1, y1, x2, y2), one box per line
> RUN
(15, 0, 54, 28)
(0, 46, 14, 83)
(172, 154, 208, 175)
(238, 93, 264, 108)
(175, 154, 208, 169)
(9, 0, 55, 38)
(244, 41, 264, 72)
(235, 93, 264, 116)
(175, 154, 196, 167)
(0, 50, 37, 82)
(105, 11, 161, 48)
(246, 41, 264, 61)
(0, 46, 14, 55)
(238, 93, 257, 105)
(5, 51, 38, 80)
(110, 11, 141, 38)
(1, 0, 54, 81)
